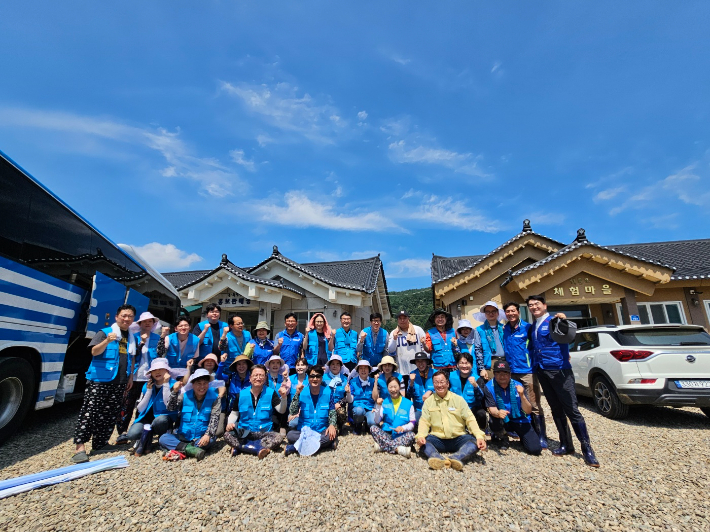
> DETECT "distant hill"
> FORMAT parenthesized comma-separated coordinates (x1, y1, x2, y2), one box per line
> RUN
(385, 287, 434, 330)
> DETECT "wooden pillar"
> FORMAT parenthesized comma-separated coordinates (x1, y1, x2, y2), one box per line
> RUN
(683, 287, 708, 327)
(600, 303, 617, 325)
(620, 288, 639, 325)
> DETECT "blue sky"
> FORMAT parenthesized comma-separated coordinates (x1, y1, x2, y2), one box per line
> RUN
(1, 2, 709, 291)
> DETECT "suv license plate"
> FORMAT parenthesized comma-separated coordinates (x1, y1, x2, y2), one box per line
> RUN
(675, 380, 710, 389)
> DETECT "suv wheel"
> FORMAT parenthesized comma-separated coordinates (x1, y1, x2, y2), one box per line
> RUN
(592, 376, 629, 419)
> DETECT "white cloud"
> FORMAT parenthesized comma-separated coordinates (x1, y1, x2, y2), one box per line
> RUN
(593, 186, 625, 202)
(357, 110, 368, 121)
(229, 149, 256, 172)
(407, 195, 501, 232)
(253, 191, 403, 232)
(221, 81, 347, 144)
(491, 62, 502, 73)
(388, 139, 489, 178)
(0, 107, 239, 197)
(387, 258, 431, 278)
(389, 54, 411, 66)
(256, 134, 274, 146)
(125, 242, 203, 271)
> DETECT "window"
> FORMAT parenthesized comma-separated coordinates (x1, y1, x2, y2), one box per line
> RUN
(616, 301, 686, 325)
(571, 332, 600, 352)
(294, 312, 309, 334)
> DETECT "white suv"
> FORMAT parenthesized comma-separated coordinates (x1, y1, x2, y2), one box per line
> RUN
(569, 324, 710, 419)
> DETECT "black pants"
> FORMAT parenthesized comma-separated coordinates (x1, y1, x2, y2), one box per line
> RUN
(472, 407, 488, 433)
(489, 418, 542, 455)
(536, 369, 585, 424)
(74, 381, 126, 448)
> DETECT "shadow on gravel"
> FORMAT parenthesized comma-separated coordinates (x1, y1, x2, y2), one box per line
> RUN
(576, 395, 710, 429)
(0, 400, 82, 471)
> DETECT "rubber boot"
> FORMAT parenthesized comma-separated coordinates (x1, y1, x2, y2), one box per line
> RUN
(183, 443, 206, 461)
(448, 441, 479, 471)
(284, 444, 298, 457)
(423, 442, 450, 470)
(571, 421, 600, 468)
(134, 426, 153, 457)
(533, 415, 549, 450)
(552, 417, 575, 456)
(241, 440, 270, 460)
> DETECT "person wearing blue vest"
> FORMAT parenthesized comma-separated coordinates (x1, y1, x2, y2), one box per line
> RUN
(372, 356, 403, 401)
(448, 352, 487, 432)
(330, 312, 359, 371)
(370, 376, 416, 458)
(158, 316, 208, 377)
(126, 358, 178, 457)
(484, 360, 541, 455)
(303, 313, 333, 367)
(422, 309, 459, 369)
(192, 303, 229, 361)
(502, 301, 548, 450)
(274, 313, 305, 372)
(474, 301, 507, 380)
(323, 355, 352, 432)
(284, 365, 338, 456)
(115, 311, 163, 444)
(406, 352, 434, 422)
(454, 320, 485, 378)
(357, 312, 388, 367)
(265, 354, 290, 432)
(527, 294, 599, 467)
(287, 358, 309, 429)
(72, 304, 137, 463)
(223, 364, 289, 459)
(245, 321, 275, 365)
(347, 359, 377, 433)
(218, 315, 252, 366)
(159, 368, 221, 461)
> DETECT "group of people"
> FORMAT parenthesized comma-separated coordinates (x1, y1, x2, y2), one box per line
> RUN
(71, 298, 600, 470)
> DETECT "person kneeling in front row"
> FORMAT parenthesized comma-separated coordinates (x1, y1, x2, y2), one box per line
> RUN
(223, 364, 287, 459)
(371, 376, 416, 458)
(416, 370, 487, 471)
(158, 369, 220, 461)
(484, 361, 541, 455)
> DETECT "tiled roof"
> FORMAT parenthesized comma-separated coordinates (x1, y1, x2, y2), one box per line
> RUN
(162, 270, 212, 291)
(607, 239, 710, 280)
(431, 220, 564, 284)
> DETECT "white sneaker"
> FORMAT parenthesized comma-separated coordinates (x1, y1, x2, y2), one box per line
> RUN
(373, 443, 382, 452)
(396, 446, 411, 458)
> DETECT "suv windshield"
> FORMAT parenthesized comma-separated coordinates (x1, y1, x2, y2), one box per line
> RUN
(615, 328, 710, 346)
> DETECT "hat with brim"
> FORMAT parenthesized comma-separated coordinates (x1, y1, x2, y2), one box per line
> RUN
(198, 353, 219, 368)
(377, 355, 398, 371)
(144, 357, 171, 377)
(473, 301, 506, 323)
(396, 310, 410, 318)
(456, 319, 473, 333)
(188, 368, 212, 383)
(549, 317, 577, 344)
(254, 321, 270, 333)
(426, 308, 453, 330)
(327, 354, 343, 367)
(266, 354, 285, 366)
(492, 360, 511, 373)
(410, 351, 432, 365)
(129, 311, 161, 334)
(355, 359, 372, 370)
(229, 354, 254, 373)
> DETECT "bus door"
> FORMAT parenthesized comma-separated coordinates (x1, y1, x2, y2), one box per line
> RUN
(87, 272, 127, 338)
(125, 289, 150, 318)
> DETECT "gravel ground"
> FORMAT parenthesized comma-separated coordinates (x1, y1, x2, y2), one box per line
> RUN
(1, 398, 709, 532)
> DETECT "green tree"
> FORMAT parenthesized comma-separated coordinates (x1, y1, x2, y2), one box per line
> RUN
(385, 287, 434, 330)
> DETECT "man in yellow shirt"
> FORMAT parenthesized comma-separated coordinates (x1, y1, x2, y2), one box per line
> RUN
(416, 370, 487, 470)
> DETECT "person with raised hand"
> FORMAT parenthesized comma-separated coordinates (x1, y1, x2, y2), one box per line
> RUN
(372, 356, 403, 402)
(330, 311, 359, 371)
(357, 312, 388, 367)
(218, 315, 252, 366)
(223, 364, 288, 459)
(448, 352, 487, 432)
(245, 321, 275, 365)
(192, 303, 229, 362)
(387, 310, 426, 389)
(370, 376, 416, 458)
(406, 352, 435, 424)
(322, 355, 352, 433)
(473, 301, 507, 380)
(302, 313, 333, 367)
(422, 309, 459, 370)
(348, 360, 377, 434)
(274, 313, 305, 373)
(158, 316, 209, 378)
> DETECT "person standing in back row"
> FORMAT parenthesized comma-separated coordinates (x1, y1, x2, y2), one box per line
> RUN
(474, 301, 507, 380)
(387, 310, 425, 388)
(193, 303, 228, 362)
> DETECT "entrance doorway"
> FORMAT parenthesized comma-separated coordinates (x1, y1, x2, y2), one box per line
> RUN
(226, 310, 260, 335)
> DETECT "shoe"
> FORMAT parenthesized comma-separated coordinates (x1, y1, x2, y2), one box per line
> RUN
(449, 441, 479, 471)
(427, 457, 450, 470)
(134, 428, 153, 457)
(242, 441, 271, 460)
(373, 443, 382, 452)
(284, 445, 298, 457)
(552, 417, 575, 456)
(507, 431, 520, 440)
(493, 434, 509, 451)
(114, 434, 131, 445)
(396, 446, 411, 459)
(571, 422, 600, 468)
(71, 451, 89, 463)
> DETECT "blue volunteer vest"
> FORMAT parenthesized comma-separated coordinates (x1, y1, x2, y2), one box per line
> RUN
(304, 330, 332, 366)
(428, 328, 456, 368)
(85, 326, 132, 382)
(197, 320, 229, 359)
(288, 374, 309, 405)
(297, 386, 333, 433)
(238, 386, 276, 432)
(132, 332, 161, 378)
(333, 328, 358, 364)
(178, 388, 219, 441)
(503, 321, 533, 374)
(530, 316, 571, 371)
(134, 380, 178, 423)
(449, 370, 484, 409)
(376, 371, 403, 398)
(408, 368, 434, 410)
(361, 327, 387, 367)
(275, 330, 304, 367)
(166, 333, 200, 369)
(250, 339, 275, 365)
(476, 323, 505, 369)
(323, 372, 347, 402)
(266, 372, 285, 392)
(223, 331, 252, 365)
(485, 379, 530, 423)
(381, 396, 414, 434)
(349, 376, 375, 410)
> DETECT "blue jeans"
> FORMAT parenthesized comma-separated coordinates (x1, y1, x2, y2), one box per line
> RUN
(352, 407, 376, 427)
(158, 433, 215, 451)
(424, 434, 475, 456)
(126, 415, 173, 441)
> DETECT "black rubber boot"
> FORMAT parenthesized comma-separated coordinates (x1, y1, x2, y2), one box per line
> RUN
(571, 421, 600, 467)
(552, 417, 575, 456)
(134, 428, 153, 457)
(533, 415, 549, 450)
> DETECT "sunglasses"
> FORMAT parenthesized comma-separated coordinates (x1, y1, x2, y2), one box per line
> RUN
(309, 374, 323, 379)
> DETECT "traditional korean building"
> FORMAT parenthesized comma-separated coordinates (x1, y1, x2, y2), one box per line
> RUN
(431, 220, 710, 329)
(164, 246, 391, 333)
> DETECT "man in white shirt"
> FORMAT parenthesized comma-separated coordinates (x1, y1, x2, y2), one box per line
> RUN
(387, 310, 426, 388)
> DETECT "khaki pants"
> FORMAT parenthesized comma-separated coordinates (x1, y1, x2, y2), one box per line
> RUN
(512, 372, 544, 417)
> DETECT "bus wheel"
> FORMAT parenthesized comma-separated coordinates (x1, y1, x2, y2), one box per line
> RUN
(0, 357, 35, 445)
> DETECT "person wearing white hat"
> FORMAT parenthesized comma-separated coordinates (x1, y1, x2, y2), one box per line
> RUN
(158, 369, 221, 461)
(372, 356, 403, 403)
(125, 358, 177, 457)
(346, 359, 377, 434)
(323, 355, 352, 432)
(265, 354, 289, 433)
(115, 311, 163, 443)
(454, 319, 485, 378)
(473, 301, 507, 380)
